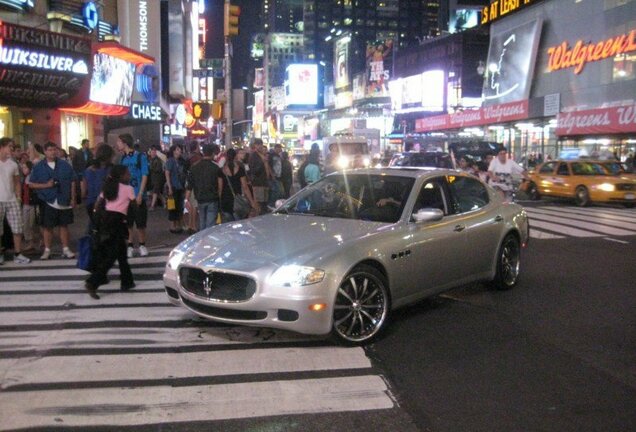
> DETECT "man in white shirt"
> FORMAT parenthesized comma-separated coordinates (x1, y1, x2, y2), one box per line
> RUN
(0, 137, 30, 264)
(488, 148, 528, 197)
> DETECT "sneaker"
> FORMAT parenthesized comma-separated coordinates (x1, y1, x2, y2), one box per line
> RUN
(14, 254, 31, 264)
(138, 245, 149, 257)
(40, 248, 51, 260)
(127, 246, 134, 258)
(62, 248, 75, 259)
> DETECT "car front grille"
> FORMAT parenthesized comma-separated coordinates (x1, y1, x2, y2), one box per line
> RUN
(179, 266, 256, 302)
(182, 297, 267, 320)
(616, 183, 635, 191)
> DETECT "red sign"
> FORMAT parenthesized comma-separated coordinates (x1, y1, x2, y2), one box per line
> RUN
(556, 105, 636, 136)
(415, 100, 529, 132)
(546, 30, 636, 75)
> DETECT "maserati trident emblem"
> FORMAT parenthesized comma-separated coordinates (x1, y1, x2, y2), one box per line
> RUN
(203, 274, 213, 296)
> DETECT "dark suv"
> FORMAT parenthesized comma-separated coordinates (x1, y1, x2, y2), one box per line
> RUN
(388, 151, 454, 169)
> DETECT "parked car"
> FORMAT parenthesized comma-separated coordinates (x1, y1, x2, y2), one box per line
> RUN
(524, 160, 636, 207)
(389, 151, 454, 169)
(164, 168, 530, 344)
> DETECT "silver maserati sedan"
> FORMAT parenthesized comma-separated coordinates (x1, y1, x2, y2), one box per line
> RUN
(164, 168, 529, 344)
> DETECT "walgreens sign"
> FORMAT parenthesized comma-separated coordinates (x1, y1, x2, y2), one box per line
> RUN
(556, 105, 636, 136)
(415, 100, 529, 132)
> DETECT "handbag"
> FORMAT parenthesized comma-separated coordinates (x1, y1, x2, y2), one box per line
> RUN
(76, 235, 94, 271)
(166, 196, 176, 210)
(224, 170, 251, 219)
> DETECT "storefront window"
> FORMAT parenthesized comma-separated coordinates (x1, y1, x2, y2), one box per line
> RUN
(61, 114, 88, 151)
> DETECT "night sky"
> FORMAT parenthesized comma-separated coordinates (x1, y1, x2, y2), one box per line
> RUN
(205, 0, 259, 88)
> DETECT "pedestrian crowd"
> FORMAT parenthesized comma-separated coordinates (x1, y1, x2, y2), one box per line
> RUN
(0, 135, 326, 299)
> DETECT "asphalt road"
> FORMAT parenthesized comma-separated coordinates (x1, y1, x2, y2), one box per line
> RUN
(366, 201, 636, 432)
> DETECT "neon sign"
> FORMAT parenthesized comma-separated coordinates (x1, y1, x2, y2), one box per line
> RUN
(0, 47, 89, 74)
(547, 30, 636, 75)
(131, 103, 162, 121)
(481, 0, 540, 25)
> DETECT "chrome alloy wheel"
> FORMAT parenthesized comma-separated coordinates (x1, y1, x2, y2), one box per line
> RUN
(332, 265, 389, 344)
(498, 235, 520, 289)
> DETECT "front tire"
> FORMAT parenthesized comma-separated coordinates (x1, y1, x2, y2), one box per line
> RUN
(332, 265, 390, 344)
(575, 186, 590, 207)
(491, 234, 521, 291)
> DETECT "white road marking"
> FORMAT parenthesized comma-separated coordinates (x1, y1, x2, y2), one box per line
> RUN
(603, 237, 630, 244)
(0, 347, 369, 386)
(525, 211, 634, 236)
(527, 220, 600, 237)
(0, 376, 394, 429)
(529, 230, 565, 239)
(526, 208, 636, 231)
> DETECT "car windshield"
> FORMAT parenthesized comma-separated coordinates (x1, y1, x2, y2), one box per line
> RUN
(278, 173, 415, 223)
(571, 162, 608, 175)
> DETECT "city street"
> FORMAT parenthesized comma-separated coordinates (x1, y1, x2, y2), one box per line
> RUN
(0, 201, 635, 431)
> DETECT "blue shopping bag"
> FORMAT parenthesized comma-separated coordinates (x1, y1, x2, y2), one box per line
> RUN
(76, 235, 93, 271)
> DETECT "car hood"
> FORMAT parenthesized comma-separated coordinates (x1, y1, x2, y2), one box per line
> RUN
(178, 214, 389, 272)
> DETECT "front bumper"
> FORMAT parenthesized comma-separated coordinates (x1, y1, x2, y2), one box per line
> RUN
(163, 267, 334, 336)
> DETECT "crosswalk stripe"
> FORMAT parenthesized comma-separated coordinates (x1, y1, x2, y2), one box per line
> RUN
(528, 220, 600, 237)
(0, 375, 394, 429)
(529, 230, 564, 239)
(0, 325, 322, 353)
(0, 250, 172, 270)
(0, 347, 371, 387)
(525, 211, 634, 236)
(526, 208, 636, 230)
(547, 206, 636, 223)
(0, 292, 171, 308)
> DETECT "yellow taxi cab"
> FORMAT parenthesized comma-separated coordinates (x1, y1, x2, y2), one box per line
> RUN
(524, 159, 636, 207)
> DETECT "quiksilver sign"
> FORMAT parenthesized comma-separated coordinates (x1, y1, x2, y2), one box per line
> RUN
(0, 21, 91, 108)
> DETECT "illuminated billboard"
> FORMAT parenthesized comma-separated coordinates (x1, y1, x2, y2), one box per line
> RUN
(89, 52, 136, 106)
(482, 18, 543, 104)
(284, 63, 318, 106)
(334, 35, 351, 89)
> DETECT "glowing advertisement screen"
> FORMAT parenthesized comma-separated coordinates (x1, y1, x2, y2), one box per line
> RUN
(89, 52, 136, 106)
(285, 64, 318, 106)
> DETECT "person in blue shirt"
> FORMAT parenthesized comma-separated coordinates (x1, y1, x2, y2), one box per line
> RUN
(29, 142, 77, 260)
(116, 133, 149, 258)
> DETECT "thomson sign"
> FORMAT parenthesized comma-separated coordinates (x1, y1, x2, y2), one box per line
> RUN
(117, 0, 160, 62)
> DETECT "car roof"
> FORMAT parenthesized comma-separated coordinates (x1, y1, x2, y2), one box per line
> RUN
(332, 167, 461, 179)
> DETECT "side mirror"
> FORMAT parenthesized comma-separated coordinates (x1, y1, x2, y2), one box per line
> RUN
(412, 208, 444, 223)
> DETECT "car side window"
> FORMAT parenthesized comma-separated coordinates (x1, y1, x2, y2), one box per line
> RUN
(448, 175, 489, 213)
(413, 178, 448, 215)
(557, 163, 570, 175)
(539, 162, 557, 174)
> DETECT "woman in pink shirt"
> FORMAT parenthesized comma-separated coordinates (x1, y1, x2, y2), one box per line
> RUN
(85, 165, 136, 299)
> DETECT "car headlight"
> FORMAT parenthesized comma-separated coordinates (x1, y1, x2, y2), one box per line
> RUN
(167, 249, 185, 270)
(270, 265, 325, 287)
(597, 183, 615, 192)
(337, 155, 349, 168)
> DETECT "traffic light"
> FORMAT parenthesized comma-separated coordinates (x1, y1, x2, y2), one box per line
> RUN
(224, 3, 240, 37)
(211, 100, 224, 121)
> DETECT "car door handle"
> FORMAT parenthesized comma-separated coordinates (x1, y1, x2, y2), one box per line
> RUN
(493, 215, 503, 223)
(454, 224, 465, 232)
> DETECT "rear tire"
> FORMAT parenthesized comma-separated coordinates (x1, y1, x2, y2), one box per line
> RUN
(574, 186, 590, 207)
(624, 203, 635, 209)
(331, 264, 390, 345)
(527, 182, 540, 201)
(490, 234, 521, 291)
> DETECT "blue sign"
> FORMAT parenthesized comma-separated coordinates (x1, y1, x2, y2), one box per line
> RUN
(82, 2, 99, 30)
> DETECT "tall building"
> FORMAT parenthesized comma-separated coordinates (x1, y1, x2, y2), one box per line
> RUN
(303, 0, 441, 77)
(263, 0, 304, 33)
